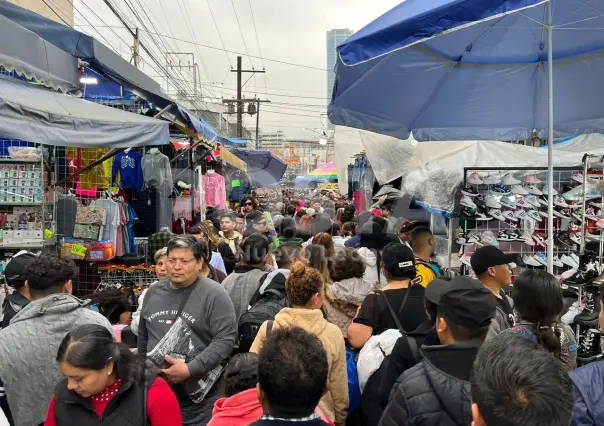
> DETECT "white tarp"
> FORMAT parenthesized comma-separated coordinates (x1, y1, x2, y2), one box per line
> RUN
(0, 76, 169, 147)
(335, 125, 604, 214)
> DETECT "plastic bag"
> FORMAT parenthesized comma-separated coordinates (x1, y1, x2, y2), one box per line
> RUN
(356, 329, 401, 392)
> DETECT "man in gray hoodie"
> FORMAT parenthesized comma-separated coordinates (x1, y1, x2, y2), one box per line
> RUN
(0, 255, 112, 426)
(471, 246, 517, 340)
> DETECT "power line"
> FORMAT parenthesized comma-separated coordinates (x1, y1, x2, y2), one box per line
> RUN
(230, 0, 254, 68)
(139, 29, 328, 71)
(247, 0, 268, 101)
(205, 0, 233, 68)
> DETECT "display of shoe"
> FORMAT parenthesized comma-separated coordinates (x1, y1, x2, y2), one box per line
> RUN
(456, 232, 468, 245)
(596, 218, 604, 229)
(561, 300, 585, 325)
(575, 289, 602, 322)
(537, 195, 549, 207)
(570, 233, 582, 245)
(467, 232, 483, 245)
(500, 195, 517, 209)
(492, 184, 511, 195)
(461, 194, 478, 208)
(572, 209, 585, 222)
(468, 172, 483, 185)
(555, 231, 574, 248)
(524, 195, 541, 208)
(502, 173, 521, 186)
(485, 195, 502, 209)
(568, 222, 582, 234)
(571, 253, 580, 266)
(577, 329, 602, 359)
(502, 210, 519, 222)
(524, 175, 541, 184)
(511, 185, 528, 195)
(553, 255, 564, 268)
(561, 254, 580, 269)
(522, 230, 535, 246)
(482, 231, 499, 246)
(532, 232, 548, 248)
(489, 209, 505, 221)
(585, 232, 602, 242)
(510, 229, 524, 241)
(526, 184, 543, 196)
(586, 208, 600, 219)
(461, 186, 479, 197)
(496, 230, 514, 242)
(526, 210, 541, 222)
(534, 252, 549, 267)
(459, 254, 473, 267)
(515, 198, 531, 209)
(562, 184, 601, 202)
(565, 256, 599, 286)
(554, 195, 569, 208)
(482, 174, 502, 185)
(539, 209, 549, 218)
(554, 208, 571, 219)
(572, 171, 584, 183)
(523, 254, 542, 267)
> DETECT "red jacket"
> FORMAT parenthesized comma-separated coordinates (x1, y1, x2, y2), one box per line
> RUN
(208, 389, 335, 426)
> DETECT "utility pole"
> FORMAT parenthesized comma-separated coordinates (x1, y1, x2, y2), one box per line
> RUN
(231, 56, 265, 137)
(255, 99, 261, 150)
(132, 28, 140, 69)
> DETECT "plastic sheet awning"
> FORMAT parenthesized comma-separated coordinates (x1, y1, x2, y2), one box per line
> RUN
(230, 149, 287, 188)
(0, 0, 216, 143)
(0, 76, 169, 147)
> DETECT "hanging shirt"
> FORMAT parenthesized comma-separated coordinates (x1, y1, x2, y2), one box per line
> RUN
(141, 150, 173, 190)
(111, 151, 143, 191)
(202, 172, 226, 209)
(91, 198, 120, 248)
(73, 148, 112, 190)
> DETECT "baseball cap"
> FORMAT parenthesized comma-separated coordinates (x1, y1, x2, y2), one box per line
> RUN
(382, 242, 416, 279)
(470, 246, 518, 275)
(4, 251, 37, 288)
(426, 276, 496, 329)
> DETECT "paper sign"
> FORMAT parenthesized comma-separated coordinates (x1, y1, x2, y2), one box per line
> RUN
(232, 179, 241, 188)
(317, 183, 340, 192)
(44, 229, 54, 240)
(71, 244, 87, 257)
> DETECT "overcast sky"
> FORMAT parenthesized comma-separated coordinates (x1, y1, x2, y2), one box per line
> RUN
(74, 0, 401, 139)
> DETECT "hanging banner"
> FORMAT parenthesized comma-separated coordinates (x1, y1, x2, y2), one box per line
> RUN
(317, 183, 340, 192)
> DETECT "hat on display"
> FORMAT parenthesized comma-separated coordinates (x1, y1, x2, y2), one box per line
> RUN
(470, 246, 519, 275)
(425, 276, 496, 329)
(4, 251, 37, 288)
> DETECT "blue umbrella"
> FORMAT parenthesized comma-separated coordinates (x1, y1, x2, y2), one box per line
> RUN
(329, 0, 604, 271)
(230, 148, 287, 188)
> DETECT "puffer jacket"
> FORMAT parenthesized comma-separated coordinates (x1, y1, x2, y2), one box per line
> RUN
(324, 277, 375, 337)
(379, 344, 479, 426)
(250, 308, 349, 426)
(0, 294, 112, 426)
(570, 360, 604, 426)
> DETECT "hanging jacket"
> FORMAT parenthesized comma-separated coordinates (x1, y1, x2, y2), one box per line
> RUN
(250, 308, 349, 426)
(0, 294, 112, 426)
(111, 151, 143, 191)
(379, 344, 478, 426)
(141, 150, 173, 190)
(570, 361, 604, 426)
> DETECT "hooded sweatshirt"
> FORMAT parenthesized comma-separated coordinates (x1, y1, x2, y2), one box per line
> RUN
(323, 277, 375, 337)
(209, 388, 335, 426)
(0, 294, 112, 426)
(357, 247, 386, 287)
(250, 308, 349, 426)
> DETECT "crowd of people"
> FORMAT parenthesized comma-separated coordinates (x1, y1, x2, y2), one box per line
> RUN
(0, 190, 600, 426)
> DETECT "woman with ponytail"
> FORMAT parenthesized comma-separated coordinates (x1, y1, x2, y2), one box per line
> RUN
(249, 263, 348, 426)
(501, 270, 577, 371)
(44, 324, 182, 426)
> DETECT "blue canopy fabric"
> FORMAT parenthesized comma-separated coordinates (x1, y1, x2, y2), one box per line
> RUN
(217, 137, 251, 146)
(0, 0, 217, 143)
(329, 0, 604, 141)
(230, 149, 287, 188)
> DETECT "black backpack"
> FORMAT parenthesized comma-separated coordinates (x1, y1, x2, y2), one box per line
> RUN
(237, 279, 289, 352)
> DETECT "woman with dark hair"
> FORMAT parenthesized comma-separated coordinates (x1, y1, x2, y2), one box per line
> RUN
(500, 270, 577, 371)
(342, 222, 357, 239)
(84, 287, 133, 325)
(44, 324, 181, 426)
(277, 217, 303, 245)
(240, 196, 258, 216)
(357, 217, 391, 287)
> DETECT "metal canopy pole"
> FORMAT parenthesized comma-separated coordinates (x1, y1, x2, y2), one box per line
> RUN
(546, 0, 554, 273)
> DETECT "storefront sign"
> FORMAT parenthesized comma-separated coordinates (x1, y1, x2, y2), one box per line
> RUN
(317, 183, 339, 192)
(71, 244, 87, 258)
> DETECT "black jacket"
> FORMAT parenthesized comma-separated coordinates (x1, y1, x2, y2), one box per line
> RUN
(218, 241, 238, 275)
(379, 344, 479, 426)
(1, 292, 29, 328)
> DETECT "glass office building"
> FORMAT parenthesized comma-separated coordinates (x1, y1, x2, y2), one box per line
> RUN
(326, 29, 353, 130)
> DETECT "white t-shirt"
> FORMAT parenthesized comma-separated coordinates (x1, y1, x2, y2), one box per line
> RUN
(91, 198, 120, 246)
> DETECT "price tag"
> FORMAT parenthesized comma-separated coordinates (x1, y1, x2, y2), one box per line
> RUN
(71, 244, 87, 258)
(232, 179, 241, 188)
(44, 229, 54, 240)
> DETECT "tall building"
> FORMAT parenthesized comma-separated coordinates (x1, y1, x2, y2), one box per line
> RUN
(326, 29, 353, 130)
(8, 0, 74, 25)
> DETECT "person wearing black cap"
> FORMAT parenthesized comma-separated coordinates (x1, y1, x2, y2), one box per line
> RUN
(1, 251, 37, 328)
(471, 246, 517, 339)
(379, 276, 496, 426)
(348, 242, 427, 349)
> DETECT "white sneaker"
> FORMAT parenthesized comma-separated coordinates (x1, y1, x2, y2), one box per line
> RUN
(500, 195, 517, 209)
(502, 210, 519, 222)
(514, 210, 531, 221)
(527, 185, 543, 196)
(561, 300, 585, 325)
(554, 196, 569, 208)
(511, 185, 528, 195)
(482, 231, 499, 246)
(571, 253, 580, 265)
(502, 173, 521, 186)
(524, 175, 541, 184)
(461, 195, 477, 208)
(570, 233, 582, 245)
(489, 209, 505, 221)
(522, 230, 535, 246)
(468, 172, 483, 185)
(572, 171, 584, 183)
(561, 254, 580, 269)
(459, 254, 473, 267)
(483, 174, 502, 185)
(524, 195, 541, 208)
(515, 198, 531, 209)
(553, 255, 564, 268)
(526, 210, 541, 222)
(485, 195, 502, 209)
(523, 254, 542, 267)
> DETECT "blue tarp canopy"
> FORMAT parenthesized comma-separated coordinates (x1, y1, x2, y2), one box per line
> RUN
(329, 0, 604, 141)
(0, 0, 216, 143)
(230, 149, 287, 188)
(217, 137, 251, 146)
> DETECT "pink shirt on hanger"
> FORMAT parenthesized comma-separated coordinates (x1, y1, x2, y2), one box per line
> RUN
(203, 172, 226, 209)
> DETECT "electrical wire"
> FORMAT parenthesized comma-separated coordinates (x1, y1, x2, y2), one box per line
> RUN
(247, 0, 268, 101)
(205, 0, 233, 69)
(230, 0, 254, 68)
